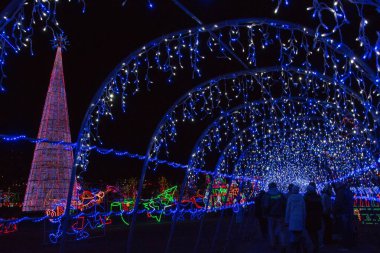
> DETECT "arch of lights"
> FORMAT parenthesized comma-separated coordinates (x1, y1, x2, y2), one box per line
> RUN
(134, 63, 380, 251)
(142, 67, 379, 188)
(214, 120, 375, 188)
(0, 1, 379, 91)
(76, 18, 378, 161)
(1, 18, 380, 248)
(148, 66, 379, 161)
(70, 17, 380, 215)
(186, 97, 376, 185)
(191, 121, 371, 209)
(38, 18, 378, 247)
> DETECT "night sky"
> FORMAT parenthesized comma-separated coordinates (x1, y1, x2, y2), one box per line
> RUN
(0, 0, 378, 190)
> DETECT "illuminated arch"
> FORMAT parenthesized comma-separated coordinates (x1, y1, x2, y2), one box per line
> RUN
(75, 18, 379, 173)
(65, 18, 380, 251)
(186, 98, 374, 184)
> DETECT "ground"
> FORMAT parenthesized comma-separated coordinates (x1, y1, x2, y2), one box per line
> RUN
(1, 211, 379, 253)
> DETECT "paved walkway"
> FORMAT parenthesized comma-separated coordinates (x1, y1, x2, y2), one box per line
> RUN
(225, 216, 380, 253)
(1, 215, 379, 253)
(232, 238, 380, 253)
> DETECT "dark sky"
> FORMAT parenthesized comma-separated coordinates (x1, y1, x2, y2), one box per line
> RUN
(0, 0, 378, 189)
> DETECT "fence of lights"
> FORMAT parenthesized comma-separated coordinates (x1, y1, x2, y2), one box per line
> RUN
(0, 0, 379, 91)
(1, 182, 253, 241)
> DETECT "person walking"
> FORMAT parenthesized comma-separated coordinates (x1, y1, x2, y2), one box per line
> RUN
(263, 182, 286, 250)
(255, 190, 268, 239)
(285, 185, 306, 253)
(304, 184, 323, 253)
(285, 184, 295, 200)
(321, 185, 333, 244)
(333, 182, 354, 250)
(283, 183, 295, 249)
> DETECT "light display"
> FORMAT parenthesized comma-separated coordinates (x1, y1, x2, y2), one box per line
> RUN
(0, 181, 376, 243)
(0, 133, 263, 185)
(142, 186, 177, 222)
(0, 0, 379, 92)
(0, 18, 379, 245)
(139, 67, 379, 192)
(352, 186, 380, 225)
(23, 46, 74, 212)
(110, 200, 133, 225)
(0, 221, 17, 235)
(0, 0, 87, 91)
(0, 1, 379, 251)
(273, 0, 380, 71)
(41, 183, 251, 243)
(69, 20, 379, 195)
(0, 189, 22, 208)
(68, 19, 378, 251)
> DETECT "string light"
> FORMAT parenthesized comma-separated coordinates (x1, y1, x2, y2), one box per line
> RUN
(142, 67, 379, 189)
(1, 1, 379, 92)
(0, 182, 255, 242)
(274, 0, 379, 70)
(0, 0, 85, 91)
(1, 14, 380, 246)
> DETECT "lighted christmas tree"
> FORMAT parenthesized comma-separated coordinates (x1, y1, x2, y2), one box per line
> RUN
(23, 45, 74, 212)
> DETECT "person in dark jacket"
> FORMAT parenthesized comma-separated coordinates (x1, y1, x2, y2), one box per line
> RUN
(255, 190, 268, 239)
(304, 185, 323, 253)
(283, 183, 295, 249)
(321, 185, 333, 244)
(333, 182, 354, 249)
(309, 182, 317, 188)
(285, 185, 306, 253)
(285, 183, 295, 200)
(263, 182, 286, 249)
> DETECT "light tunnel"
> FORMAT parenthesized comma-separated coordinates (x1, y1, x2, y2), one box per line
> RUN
(55, 18, 380, 249)
(1, 0, 380, 251)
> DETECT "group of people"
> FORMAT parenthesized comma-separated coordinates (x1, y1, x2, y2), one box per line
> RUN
(254, 182, 355, 253)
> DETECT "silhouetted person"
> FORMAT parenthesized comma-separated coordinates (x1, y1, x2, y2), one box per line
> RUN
(304, 185, 323, 253)
(235, 193, 244, 225)
(263, 182, 286, 249)
(255, 190, 268, 239)
(308, 182, 317, 189)
(285, 183, 295, 200)
(283, 183, 295, 249)
(321, 185, 333, 244)
(285, 185, 306, 253)
(333, 182, 354, 250)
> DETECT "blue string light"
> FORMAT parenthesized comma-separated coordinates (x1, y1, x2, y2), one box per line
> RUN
(0, 3, 379, 245)
(0, 1, 379, 91)
(1, 132, 376, 187)
(0, 133, 261, 183)
(0, 0, 84, 90)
